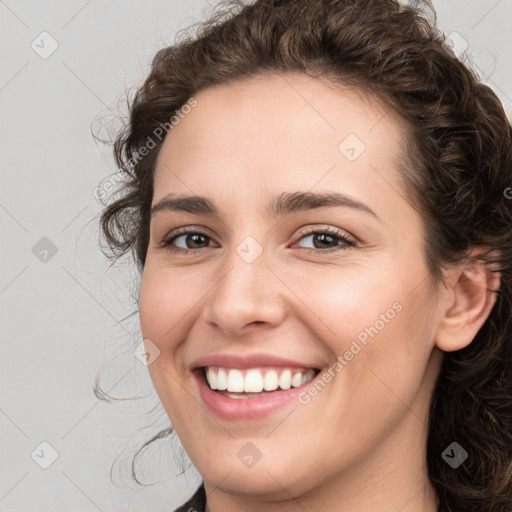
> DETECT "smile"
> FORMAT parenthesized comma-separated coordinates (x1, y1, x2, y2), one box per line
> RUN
(203, 366, 318, 396)
(194, 364, 323, 420)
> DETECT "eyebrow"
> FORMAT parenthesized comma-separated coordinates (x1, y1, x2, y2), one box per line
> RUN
(151, 191, 379, 220)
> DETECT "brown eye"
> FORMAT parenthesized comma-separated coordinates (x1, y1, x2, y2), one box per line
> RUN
(175, 233, 210, 249)
(160, 229, 215, 254)
(293, 228, 356, 253)
(309, 232, 340, 249)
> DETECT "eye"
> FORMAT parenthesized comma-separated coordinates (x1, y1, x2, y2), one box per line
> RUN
(159, 228, 217, 254)
(159, 226, 356, 255)
(292, 227, 356, 253)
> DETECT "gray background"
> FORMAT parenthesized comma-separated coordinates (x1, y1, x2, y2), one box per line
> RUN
(1, 1, 511, 511)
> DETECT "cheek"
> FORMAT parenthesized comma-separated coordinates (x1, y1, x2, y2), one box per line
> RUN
(287, 261, 437, 387)
(285, 263, 405, 342)
(138, 267, 200, 422)
(138, 266, 201, 347)
(287, 267, 438, 460)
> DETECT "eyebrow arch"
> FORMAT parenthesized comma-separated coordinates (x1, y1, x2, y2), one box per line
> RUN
(151, 191, 379, 220)
(268, 191, 379, 219)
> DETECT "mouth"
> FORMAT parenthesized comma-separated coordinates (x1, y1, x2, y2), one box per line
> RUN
(200, 365, 321, 399)
(191, 354, 327, 420)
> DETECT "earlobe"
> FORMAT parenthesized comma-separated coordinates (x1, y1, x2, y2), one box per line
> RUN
(435, 264, 501, 353)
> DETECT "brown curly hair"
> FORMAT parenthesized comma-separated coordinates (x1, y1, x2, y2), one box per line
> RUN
(98, 0, 512, 510)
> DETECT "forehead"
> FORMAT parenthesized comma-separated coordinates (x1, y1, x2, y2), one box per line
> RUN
(153, 72, 409, 207)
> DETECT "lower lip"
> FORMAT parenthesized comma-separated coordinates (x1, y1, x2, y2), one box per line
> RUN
(194, 370, 317, 421)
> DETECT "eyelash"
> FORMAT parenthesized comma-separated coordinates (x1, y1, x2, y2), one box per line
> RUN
(159, 226, 356, 255)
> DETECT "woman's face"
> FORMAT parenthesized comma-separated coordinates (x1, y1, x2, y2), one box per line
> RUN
(139, 72, 444, 501)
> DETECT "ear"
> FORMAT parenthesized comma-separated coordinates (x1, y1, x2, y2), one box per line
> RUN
(435, 257, 501, 352)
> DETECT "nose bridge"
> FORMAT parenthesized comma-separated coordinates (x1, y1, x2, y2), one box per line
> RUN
(204, 234, 286, 334)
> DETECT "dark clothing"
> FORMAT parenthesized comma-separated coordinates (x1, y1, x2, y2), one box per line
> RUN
(172, 483, 206, 512)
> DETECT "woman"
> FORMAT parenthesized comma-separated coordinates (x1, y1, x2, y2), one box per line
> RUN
(99, 0, 512, 510)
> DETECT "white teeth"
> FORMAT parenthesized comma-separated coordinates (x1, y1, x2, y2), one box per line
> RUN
(279, 369, 292, 390)
(244, 370, 264, 392)
(226, 369, 244, 392)
(217, 368, 228, 390)
(291, 372, 303, 388)
(263, 371, 279, 391)
(207, 368, 217, 390)
(204, 367, 317, 393)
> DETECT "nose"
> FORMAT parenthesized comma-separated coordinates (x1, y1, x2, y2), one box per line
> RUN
(203, 241, 287, 337)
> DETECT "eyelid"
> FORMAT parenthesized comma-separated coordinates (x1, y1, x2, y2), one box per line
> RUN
(164, 225, 210, 238)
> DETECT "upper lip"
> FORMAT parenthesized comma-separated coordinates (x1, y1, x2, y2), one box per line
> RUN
(191, 353, 322, 370)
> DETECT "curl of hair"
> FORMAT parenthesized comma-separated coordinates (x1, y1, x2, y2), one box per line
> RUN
(99, 1, 512, 509)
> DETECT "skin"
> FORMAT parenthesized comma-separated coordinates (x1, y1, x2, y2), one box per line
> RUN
(138, 72, 499, 511)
